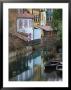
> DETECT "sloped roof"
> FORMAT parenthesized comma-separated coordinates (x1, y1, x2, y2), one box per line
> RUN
(39, 25, 53, 31)
(17, 11, 34, 19)
(14, 32, 29, 42)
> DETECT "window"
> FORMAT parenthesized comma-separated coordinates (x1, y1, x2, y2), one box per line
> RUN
(29, 19, 33, 28)
(34, 15, 37, 22)
(23, 19, 28, 28)
(19, 19, 23, 29)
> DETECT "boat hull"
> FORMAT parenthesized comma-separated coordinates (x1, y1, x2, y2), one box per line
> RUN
(44, 65, 57, 72)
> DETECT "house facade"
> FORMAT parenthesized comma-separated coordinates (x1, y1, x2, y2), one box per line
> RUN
(40, 25, 57, 49)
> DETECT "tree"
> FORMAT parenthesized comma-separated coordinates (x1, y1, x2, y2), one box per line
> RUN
(53, 9, 62, 20)
(52, 9, 62, 30)
(52, 9, 62, 49)
(46, 9, 62, 37)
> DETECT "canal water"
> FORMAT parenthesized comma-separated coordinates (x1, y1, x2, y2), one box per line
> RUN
(9, 49, 62, 81)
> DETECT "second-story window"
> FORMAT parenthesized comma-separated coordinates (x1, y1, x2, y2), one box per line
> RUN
(23, 19, 28, 28)
(19, 19, 23, 29)
(29, 19, 33, 28)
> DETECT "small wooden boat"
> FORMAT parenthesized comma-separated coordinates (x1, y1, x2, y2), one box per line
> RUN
(44, 61, 59, 72)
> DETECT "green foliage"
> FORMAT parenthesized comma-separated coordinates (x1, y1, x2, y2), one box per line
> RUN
(52, 9, 62, 30)
(53, 9, 62, 20)
(52, 9, 62, 47)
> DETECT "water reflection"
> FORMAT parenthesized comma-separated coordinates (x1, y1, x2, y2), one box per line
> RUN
(9, 49, 62, 81)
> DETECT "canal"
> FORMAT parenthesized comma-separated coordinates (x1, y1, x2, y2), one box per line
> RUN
(9, 48, 62, 81)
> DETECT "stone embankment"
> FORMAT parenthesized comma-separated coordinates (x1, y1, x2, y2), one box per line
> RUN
(9, 46, 32, 63)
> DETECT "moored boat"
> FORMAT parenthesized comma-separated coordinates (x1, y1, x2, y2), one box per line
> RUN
(44, 60, 59, 72)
